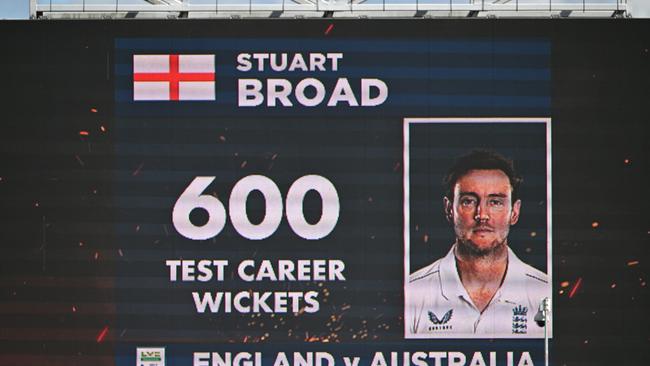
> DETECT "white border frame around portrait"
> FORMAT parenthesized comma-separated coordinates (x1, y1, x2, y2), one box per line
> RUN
(403, 117, 552, 339)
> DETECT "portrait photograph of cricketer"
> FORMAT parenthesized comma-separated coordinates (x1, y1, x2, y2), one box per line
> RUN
(403, 119, 552, 339)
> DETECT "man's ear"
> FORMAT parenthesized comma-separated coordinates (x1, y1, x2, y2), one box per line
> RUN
(510, 199, 522, 225)
(443, 196, 453, 223)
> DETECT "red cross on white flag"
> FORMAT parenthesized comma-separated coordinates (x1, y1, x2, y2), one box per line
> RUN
(133, 54, 215, 101)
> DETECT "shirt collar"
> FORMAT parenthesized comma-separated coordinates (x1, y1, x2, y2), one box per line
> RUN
(438, 244, 528, 304)
(498, 247, 529, 304)
(438, 246, 466, 301)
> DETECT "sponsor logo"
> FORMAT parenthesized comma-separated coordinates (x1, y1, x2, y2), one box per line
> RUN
(512, 305, 528, 334)
(428, 309, 453, 331)
(133, 54, 215, 101)
(137, 347, 165, 366)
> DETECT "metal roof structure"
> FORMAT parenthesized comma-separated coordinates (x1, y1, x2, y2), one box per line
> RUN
(33, 0, 629, 18)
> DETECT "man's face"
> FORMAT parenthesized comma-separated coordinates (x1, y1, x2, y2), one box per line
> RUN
(444, 169, 521, 255)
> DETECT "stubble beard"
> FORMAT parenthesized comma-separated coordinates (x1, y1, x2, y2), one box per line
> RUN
(455, 236, 508, 260)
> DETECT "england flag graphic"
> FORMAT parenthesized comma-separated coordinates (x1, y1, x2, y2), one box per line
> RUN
(133, 54, 215, 101)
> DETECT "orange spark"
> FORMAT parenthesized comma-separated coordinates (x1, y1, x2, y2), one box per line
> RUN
(569, 277, 583, 298)
(96, 326, 109, 343)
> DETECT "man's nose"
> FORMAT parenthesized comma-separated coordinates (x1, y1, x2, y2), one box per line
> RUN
(474, 201, 490, 222)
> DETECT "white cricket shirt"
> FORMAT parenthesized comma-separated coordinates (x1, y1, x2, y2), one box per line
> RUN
(405, 245, 550, 338)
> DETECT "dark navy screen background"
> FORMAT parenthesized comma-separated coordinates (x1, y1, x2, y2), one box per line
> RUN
(112, 37, 549, 365)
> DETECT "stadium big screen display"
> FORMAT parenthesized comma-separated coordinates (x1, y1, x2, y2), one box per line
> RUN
(0, 20, 648, 366)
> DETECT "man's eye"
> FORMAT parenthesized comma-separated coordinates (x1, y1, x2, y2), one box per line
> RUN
(489, 199, 504, 206)
(460, 198, 476, 206)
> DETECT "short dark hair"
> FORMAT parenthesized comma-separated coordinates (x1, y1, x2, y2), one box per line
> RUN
(442, 149, 522, 203)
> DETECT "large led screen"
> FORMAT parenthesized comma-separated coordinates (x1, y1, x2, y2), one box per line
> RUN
(0, 20, 647, 366)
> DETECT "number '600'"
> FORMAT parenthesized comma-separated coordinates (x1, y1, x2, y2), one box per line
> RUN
(172, 175, 340, 241)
